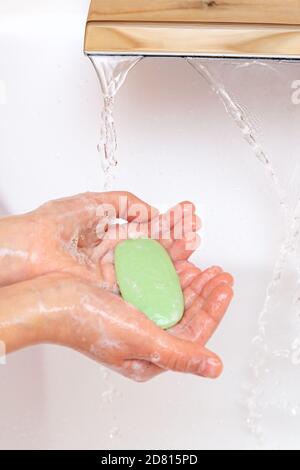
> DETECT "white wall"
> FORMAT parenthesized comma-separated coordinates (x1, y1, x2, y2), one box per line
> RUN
(0, 0, 300, 450)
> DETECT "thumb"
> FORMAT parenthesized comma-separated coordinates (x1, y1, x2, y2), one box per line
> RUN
(146, 334, 223, 379)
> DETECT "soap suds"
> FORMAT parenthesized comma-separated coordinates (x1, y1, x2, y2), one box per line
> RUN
(150, 352, 161, 363)
(0, 248, 30, 260)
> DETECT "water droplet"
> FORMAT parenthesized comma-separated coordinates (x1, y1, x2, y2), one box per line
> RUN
(109, 426, 121, 440)
(101, 388, 121, 405)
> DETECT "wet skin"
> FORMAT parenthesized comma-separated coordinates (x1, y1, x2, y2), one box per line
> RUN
(0, 192, 234, 382)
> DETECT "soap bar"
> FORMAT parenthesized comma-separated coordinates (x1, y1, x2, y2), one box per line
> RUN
(115, 239, 184, 329)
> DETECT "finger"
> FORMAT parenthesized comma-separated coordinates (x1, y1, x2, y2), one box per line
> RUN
(45, 192, 158, 242)
(93, 221, 200, 265)
(182, 283, 234, 345)
(90, 224, 128, 263)
(87, 289, 222, 379)
(167, 233, 201, 261)
(119, 282, 233, 381)
(184, 266, 223, 309)
(177, 270, 232, 340)
(142, 201, 196, 241)
(90, 201, 200, 256)
(124, 284, 233, 382)
(101, 263, 118, 292)
(141, 332, 223, 378)
(89, 192, 159, 246)
(203, 283, 234, 324)
(175, 260, 195, 274)
(178, 265, 201, 290)
(122, 277, 233, 380)
(160, 207, 199, 241)
(161, 201, 196, 239)
(91, 238, 118, 263)
(82, 191, 159, 223)
(201, 272, 234, 299)
(167, 210, 200, 240)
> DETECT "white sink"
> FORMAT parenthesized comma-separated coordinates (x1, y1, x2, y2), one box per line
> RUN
(0, 0, 300, 450)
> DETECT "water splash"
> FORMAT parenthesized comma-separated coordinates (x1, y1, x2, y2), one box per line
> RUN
(234, 60, 279, 74)
(109, 426, 122, 440)
(256, 198, 300, 336)
(245, 198, 300, 442)
(101, 387, 121, 405)
(187, 58, 300, 444)
(88, 55, 300, 446)
(187, 58, 286, 207)
(98, 365, 124, 439)
(90, 56, 143, 189)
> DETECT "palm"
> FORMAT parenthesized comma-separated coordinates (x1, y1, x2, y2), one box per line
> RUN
(34, 193, 200, 290)
(34, 192, 233, 381)
(89, 215, 233, 381)
(119, 260, 233, 381)
(89, 202, 200, 293)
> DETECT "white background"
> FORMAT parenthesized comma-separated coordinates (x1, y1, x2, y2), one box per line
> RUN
(0, 0, 300, 450)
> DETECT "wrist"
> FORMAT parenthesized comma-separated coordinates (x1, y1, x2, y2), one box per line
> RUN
(0, 272, 97, 354)
(0, 213, 38, 286)
(0, 279, 44, 353)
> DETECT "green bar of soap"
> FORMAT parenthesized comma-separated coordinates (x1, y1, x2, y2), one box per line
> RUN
(115, 239, 184, 330)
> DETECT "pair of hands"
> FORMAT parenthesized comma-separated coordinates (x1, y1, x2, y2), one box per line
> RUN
(0, 192, 234, 382)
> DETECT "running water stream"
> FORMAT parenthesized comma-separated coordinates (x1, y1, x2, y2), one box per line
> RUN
(187, 57, 300, 445)
(187, 58, 286, 206)
(90, 56, 142, 189)
(91, 55, 300, 446)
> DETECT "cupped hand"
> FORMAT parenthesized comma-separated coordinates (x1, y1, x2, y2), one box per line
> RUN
(112, 261, 234, 381)
(3, 269, 232, 381)
(0, 191, 234, 381)
(0, 192, 199, 288)
(27, 260, 233, 382)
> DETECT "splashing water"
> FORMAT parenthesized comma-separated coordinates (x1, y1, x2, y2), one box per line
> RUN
(90, 56, 143, 190)
(89, 55, 300, 446)
(98, 364, 124, 440)
(187, 58, 300, 445)
(245, 197, 300, 443)
(187, 58, 286, 207)
(109, 426, 122, 440)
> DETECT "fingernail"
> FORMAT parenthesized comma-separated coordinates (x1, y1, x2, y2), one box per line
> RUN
(204, 357, 223, 378)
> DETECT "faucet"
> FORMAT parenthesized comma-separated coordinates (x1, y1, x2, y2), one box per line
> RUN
(84, 0, 300, 59)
